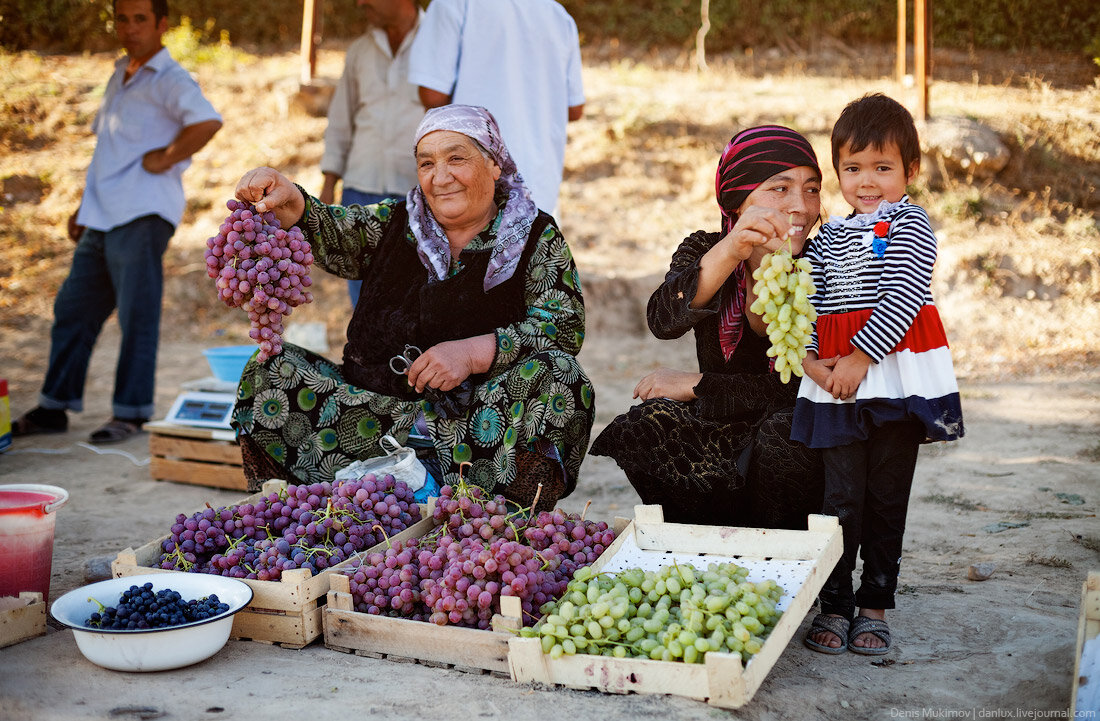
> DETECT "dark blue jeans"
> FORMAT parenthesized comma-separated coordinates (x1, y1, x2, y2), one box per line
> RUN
(341, 189, 401, 307)
(39, 215, 173, 420)
(818, 419, 924, 620)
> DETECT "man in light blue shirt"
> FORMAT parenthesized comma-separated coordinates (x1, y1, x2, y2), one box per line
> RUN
(408, 0, 585, 217)
(13, 0, 222, 444)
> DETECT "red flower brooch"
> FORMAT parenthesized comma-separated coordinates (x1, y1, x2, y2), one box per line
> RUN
(871, 221, 890, 257)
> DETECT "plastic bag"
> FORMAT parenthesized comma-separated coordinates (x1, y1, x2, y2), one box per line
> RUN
(333, 434, 427, 492)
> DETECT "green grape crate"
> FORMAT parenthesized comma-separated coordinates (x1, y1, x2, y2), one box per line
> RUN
(111, 480, 434, 649)
(507, 504, 843, 710)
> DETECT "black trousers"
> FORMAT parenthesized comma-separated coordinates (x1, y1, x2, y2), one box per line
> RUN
(818, 419, 924, 619)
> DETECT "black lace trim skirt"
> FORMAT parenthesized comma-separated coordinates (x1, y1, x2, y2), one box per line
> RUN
(589, 398, 823, 529)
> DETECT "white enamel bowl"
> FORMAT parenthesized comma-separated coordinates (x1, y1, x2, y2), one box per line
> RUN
(49, 572, 253, 672)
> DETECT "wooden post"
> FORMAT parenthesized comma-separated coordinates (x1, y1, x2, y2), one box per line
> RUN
(299, 0, 322, 86)
(914, 0, 930, 120)
(896, 0, 907, 83)
(695, 0, 711, 72)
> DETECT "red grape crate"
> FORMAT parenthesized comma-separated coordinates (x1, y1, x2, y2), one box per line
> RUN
(325, 567, 523, 676)
(507, 505, 843, 710)
(323, 490, 524, 675)
(111, 480, 434, 649)
(323, 482, 618, 675)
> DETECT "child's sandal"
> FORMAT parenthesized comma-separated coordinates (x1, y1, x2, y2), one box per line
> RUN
(803, 613, 850, 655)
(848, 615, 891, 655)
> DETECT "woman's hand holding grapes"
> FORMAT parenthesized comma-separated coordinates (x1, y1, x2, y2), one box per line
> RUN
(235, 167, 306, 231)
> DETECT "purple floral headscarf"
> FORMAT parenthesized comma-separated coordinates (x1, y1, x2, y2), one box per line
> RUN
(407, 105, 538, 291)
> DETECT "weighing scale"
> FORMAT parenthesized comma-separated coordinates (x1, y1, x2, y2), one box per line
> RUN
(161, 377, 238, 430)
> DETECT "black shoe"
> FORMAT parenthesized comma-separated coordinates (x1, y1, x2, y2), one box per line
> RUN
(12, 407, 68, 436)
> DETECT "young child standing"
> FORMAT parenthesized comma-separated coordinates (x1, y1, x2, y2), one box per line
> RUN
(793, 93, 964, 655)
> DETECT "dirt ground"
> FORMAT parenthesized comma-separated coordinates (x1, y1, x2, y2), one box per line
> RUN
(1, 41, 1099, 720)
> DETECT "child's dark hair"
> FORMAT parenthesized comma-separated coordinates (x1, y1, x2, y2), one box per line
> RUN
(830, 93, 921, 175)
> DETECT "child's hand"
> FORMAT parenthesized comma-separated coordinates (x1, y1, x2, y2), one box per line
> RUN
(825, 348, 872, 400)
(802, 352, 838, 390)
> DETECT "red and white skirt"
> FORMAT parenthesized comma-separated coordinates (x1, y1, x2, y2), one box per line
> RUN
(791, 305, 964, 449)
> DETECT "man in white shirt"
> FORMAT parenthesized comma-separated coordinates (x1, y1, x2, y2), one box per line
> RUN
(321, 0, 424, 305)
(13, 0, 222, 444)
(408, 0, 585, 216)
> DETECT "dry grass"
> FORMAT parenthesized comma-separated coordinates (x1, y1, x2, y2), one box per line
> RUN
(1, 42, 1098, 385)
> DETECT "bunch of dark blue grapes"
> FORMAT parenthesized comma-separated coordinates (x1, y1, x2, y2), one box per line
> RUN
(85, 582, 230, 630)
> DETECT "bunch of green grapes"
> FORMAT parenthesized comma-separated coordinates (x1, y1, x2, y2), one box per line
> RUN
(520, 562, 784, 665)
(749, 250, 816, 383)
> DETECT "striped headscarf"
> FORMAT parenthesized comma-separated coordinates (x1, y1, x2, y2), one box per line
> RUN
(714, 126, 820, 361)
(407, 105, 538, 291)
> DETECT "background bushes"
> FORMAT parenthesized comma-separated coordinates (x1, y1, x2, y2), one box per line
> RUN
(2, 0, 1098, 59)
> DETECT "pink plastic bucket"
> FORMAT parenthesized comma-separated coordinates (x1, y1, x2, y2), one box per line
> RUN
(0, 484, 68, 602)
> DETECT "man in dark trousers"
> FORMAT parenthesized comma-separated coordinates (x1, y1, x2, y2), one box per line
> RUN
(14, 0, 222, 444)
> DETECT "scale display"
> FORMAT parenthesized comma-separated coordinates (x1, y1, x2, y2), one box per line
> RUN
(163, 391, 237, 429)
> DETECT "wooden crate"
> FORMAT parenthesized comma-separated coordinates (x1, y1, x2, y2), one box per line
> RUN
(325, 577, 523, 675)
(111, 480, 434, 649)
(0, 592, 47, 648)
(146, 420, 248, 492)
(1072, 571, 1100, 717)
(507, 505, 843, 711)
(323, 515, 632, 674)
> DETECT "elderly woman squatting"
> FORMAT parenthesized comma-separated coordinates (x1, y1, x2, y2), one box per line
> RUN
(231, 105, 594, 510)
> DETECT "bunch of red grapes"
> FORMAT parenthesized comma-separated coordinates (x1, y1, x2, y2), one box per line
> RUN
(205, 199, 313, 361)
(341, 480, 616, 629)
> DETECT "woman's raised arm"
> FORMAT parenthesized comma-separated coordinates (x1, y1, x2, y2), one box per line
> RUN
(235, 167, 306, 230)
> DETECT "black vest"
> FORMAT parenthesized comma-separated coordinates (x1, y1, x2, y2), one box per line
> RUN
(341, 203, 553, 399)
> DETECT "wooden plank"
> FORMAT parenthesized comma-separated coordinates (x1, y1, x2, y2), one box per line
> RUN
(914, 0, 930, 120)
(1071, 571, 1100, 718)
(232, 604, 323, 648)
(896, 0, 907, 83)
(146, 420, 236, 442)
(299, 0, 320, 86)
(632, 518, 836, 560)
(492, 595, 523, 633)
(509, 636, 711, 700)
(0, 592, 47, 649)
(586, 518, 636, 575)
(150, 434, 242, 465)
(633, 504, 664, 524)
(329, 573, 352, 601)
(612, 516, 631, 535)
(150, 457, 249, 491)
(324, 608, 512, 673)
